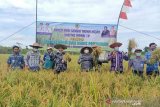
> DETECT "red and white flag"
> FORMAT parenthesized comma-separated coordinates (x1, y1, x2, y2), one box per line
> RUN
(122, 5, 130, 13)
(120, 0, 132, 20)
(124, 0, 132, 7)
(120, 12, 128, 19)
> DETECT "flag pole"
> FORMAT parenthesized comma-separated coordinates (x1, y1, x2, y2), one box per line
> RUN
(116, 0, 125, 41)
(36, 0, 38, 42)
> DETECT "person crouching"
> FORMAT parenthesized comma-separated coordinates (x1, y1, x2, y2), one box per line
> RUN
(78, 47, 93, 72)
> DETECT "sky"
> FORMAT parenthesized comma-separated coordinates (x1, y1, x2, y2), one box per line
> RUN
(0, 0, 160, 51)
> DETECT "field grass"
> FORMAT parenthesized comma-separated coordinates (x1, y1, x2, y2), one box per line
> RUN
(0, 54, 160, 107)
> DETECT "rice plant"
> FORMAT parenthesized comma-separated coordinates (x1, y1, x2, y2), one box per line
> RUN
(0, 54, 160, 107)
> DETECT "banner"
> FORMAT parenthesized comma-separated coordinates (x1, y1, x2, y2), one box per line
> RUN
(37, 21, 117, 51)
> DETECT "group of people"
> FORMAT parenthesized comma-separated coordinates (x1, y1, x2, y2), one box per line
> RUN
(7, 43, 71, 74)
(7, 42, 160, 77)
(130, 42, 159, 77)
(78, 42, 159, 77)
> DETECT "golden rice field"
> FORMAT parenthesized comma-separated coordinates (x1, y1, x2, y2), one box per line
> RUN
(0, 54, 160, 107)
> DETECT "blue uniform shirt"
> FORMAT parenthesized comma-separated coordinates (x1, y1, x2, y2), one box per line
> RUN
(129, 56, 146, 71)
(43, 52, 55, 69)
(7, 54, 24, 69)
(145, 51, 159, 72)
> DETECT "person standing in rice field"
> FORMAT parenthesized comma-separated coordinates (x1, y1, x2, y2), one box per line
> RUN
(78, 46, 93, 72)
(43, 47, 55, 70)
(129, 49, 146, 77)
(54, 44, 71, 74)
(92, 45, 103, 71)
(7, 45, 25, 71)
(24, 43, 43, 71)
(145, 43, 159, 76)
(107, 42, 128, 73)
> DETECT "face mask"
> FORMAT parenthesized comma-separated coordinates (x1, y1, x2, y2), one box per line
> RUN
(84, 49, 89, 54)
(136, 53, 141, 56)
(47, 50, 52, 54)
(114, 47, 119, 51)
(33, 48, 38, 52)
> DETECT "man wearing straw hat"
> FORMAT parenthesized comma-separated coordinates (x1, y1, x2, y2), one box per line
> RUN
(108, 42, 128, 73)
(7, 45, 25, 71)
(24, 43, 43, 71)
(78, 46, 94, 71)
(43, 47, 55, 70)
(54, 44, 71, 74)
(129, 49, 146, 77)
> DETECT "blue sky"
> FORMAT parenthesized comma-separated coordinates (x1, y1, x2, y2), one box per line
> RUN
(0, 0, 160, 51)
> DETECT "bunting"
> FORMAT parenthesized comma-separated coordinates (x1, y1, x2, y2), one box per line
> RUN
(120, 0, 132, 20)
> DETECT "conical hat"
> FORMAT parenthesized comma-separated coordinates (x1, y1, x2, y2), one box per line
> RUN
(80, 46, 93, 54)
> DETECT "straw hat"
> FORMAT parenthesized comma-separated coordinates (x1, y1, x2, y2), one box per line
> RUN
(109, 42, 122, 48)
(29, 43, 43, 48)
(134, 49, 142, 53)
(47, 47, 53, 50)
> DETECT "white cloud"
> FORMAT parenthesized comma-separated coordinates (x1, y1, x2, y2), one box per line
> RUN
(0, 0, 35, 9)
(0, 0, 160, 51)
(119, 0, 160, 32)
(37, 0, 123, 24)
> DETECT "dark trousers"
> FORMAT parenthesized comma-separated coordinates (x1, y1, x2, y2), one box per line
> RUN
(110, 70, 123, 74)
(133, 70, 143, 77)
(146, 71, 159, 76)
(29, 66, 40, 72)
